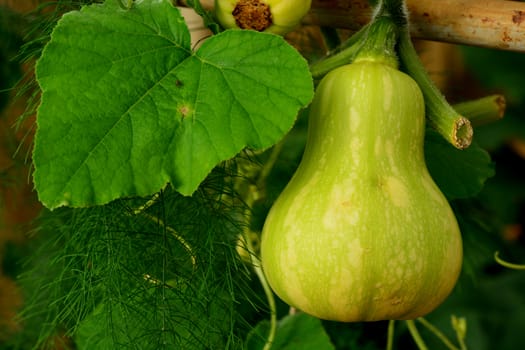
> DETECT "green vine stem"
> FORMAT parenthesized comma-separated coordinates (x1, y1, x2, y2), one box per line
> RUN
(242, 221, 277, 350)
(256, 141, 284, 191)
(310, 0, 401, 80)
(310, 24, 369, 80)
(417, 317, 460, 350)
(127, 192, 197, 270)
(236, 143, 285, 350)
(494, 251, 525, 270)
(398, 27, 473, 149)
(453, 94, 506, 127)
(451, 315, 468, 350)
(143, 212, 197, 268)
(406, 320, 429, 350)
(132, 192, 161, 214)
(386, 320, 395, 350)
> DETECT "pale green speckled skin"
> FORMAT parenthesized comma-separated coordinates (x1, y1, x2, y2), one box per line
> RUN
(260, 61, 463, 322)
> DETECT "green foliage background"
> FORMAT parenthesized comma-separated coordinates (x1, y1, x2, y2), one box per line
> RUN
(1, 1, 525, 349)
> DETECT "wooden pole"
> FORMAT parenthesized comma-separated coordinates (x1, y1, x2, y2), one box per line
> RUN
(198, 0, 525, 52)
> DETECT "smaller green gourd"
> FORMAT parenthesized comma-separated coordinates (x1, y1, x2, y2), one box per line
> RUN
(214, 0, 312, 35)
(260, 18, 463, 322)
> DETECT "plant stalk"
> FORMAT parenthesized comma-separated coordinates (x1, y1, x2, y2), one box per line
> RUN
(140, 212, 198, 270)
(242, 222, 277, 350)
(398, 27, 473, 149)
(237, 143, 286, 350)
(310, 0, 402, 79)
(451, 315, 468, 350)
(453, 94, 505, 127)
(128, 193, 197, 270)
(406, 320, 429, 350)
(375, 0, 407, 26)
(310, 24, 369, 80)
(353, 15, 399, 68)
(386, 320, 395, 350)
(417, 317, 460, 350)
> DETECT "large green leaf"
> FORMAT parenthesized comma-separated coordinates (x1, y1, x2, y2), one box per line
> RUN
(33, 0, 313, 209)
(425, 129, 495, 200)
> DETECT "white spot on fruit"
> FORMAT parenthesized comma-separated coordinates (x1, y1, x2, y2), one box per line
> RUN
(381, 176, 409, 207)
(347, 238, 364, 268)
(323, 183, 358, 229)
(329, 266, 353, 311)
(350, 107, 360, 130)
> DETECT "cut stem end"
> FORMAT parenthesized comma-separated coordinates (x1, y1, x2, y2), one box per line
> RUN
(453, 117, 473, 149)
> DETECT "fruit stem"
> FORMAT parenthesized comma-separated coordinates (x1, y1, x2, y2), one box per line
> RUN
(353, 15, 399, 68)
(374, 0, 407, 27)
(417, 317, 461, 350)
(398, 27, 473, 149)
(406, 320, 429, 350)
(310, 0, 402, 79)
(453, 94, 506, 127)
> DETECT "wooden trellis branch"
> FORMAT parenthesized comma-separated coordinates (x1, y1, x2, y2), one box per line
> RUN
(305, 0, 525, 52)
(197, 0, 525, 52)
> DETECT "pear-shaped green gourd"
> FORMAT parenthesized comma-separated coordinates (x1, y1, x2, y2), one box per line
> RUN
(260, 60, 463, 322)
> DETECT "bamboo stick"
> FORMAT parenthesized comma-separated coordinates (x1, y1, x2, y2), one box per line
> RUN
(403, 0, 525, 51)
(197, 0, 525, 52)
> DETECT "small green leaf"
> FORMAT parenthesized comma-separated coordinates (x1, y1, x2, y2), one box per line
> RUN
(185, 0, 221, 34)
(74, 304, 115, 350)
(425, 129, 495, 200)
(246, 313, 335, 350)
(33, 0, 313, 209)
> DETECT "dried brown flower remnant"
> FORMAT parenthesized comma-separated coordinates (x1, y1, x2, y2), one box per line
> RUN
(232, 0, 273, 31)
